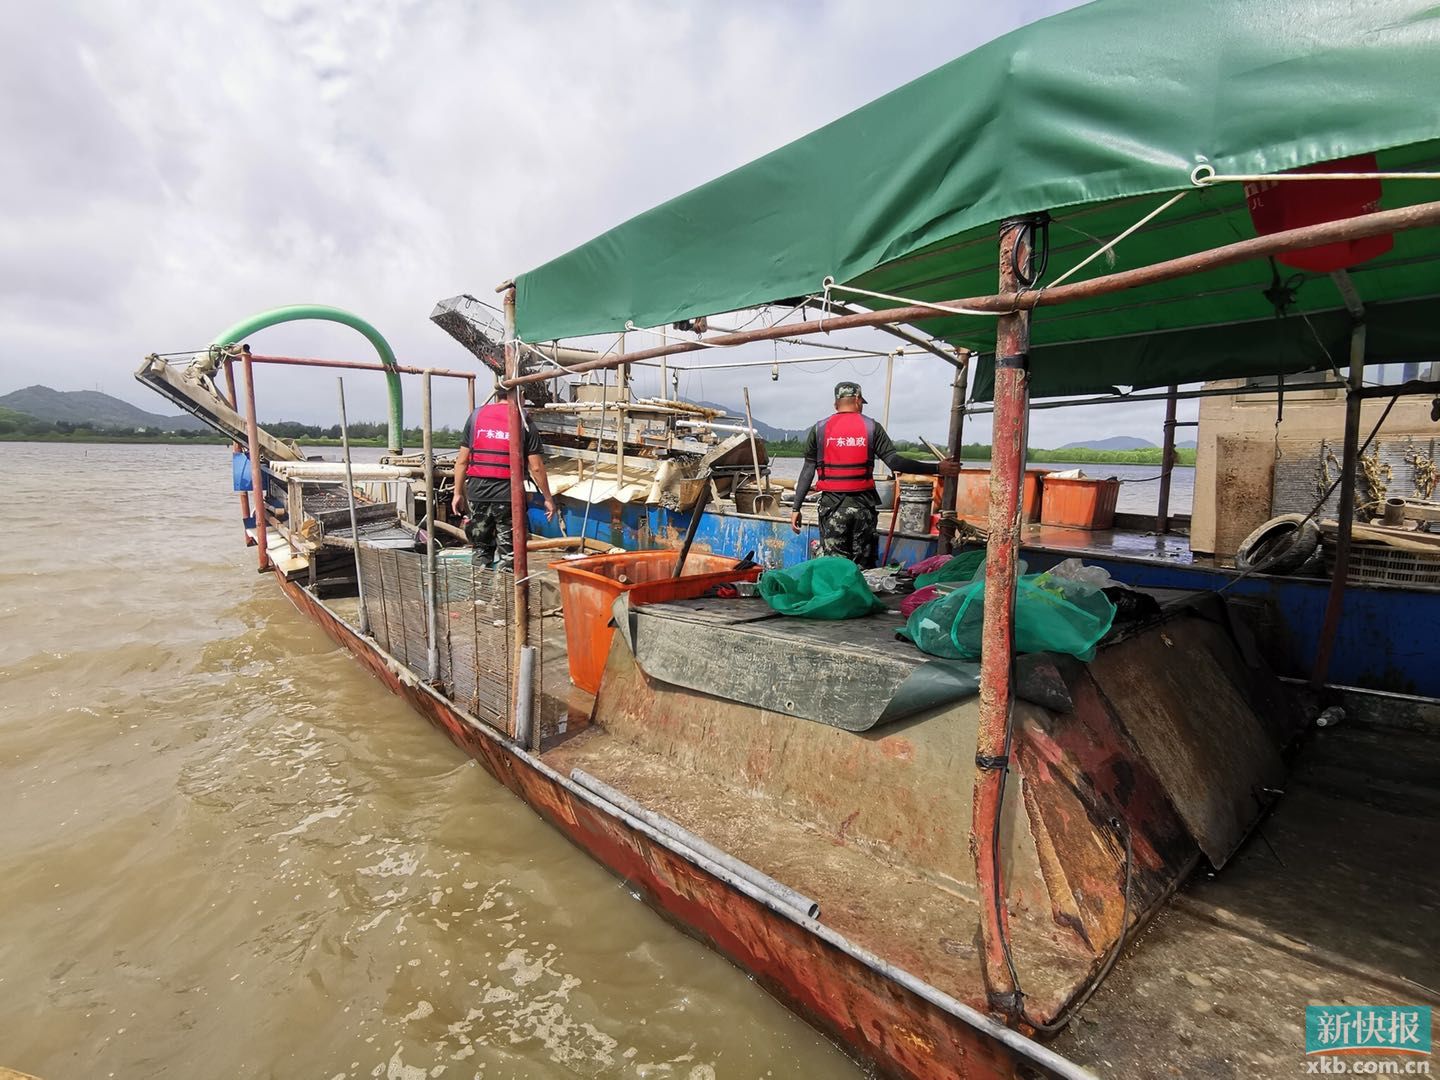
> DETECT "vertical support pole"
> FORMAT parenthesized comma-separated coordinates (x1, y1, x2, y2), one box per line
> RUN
(1156, 383, 1178, 535)
(938, 349, 970, 554)
(336, 377, 369, 635)
(240, 345, 269, 572)
(505, 288, 531, 741)
(1311, 322, 1366, 685)
(742, 387, 765, 502)
(881, 350, 896, 429)
(972, 216, 1040, 1016)
(659, 325, 669, 401)
(466, 375, 476, 418)
(879, 350, 898, 480)
(422, 370, 439, 682)
(221, 356, 254, 541)
(616, 331, 627, 492)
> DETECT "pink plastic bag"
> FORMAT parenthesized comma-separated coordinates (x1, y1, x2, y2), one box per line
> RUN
(907, 553, 953, 577)
(899, 585, 940, 617)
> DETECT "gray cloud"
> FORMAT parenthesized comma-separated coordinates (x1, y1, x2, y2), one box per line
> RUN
(1, 0, 1189, 447)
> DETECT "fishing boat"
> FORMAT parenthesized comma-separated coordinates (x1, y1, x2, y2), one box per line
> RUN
(138, 2, 1440, 1076)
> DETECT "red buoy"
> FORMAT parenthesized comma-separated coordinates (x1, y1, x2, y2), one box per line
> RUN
(1245, 153, 1392, 272)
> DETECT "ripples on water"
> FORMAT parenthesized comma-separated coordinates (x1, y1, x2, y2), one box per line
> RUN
(0, 443, 853, 1079)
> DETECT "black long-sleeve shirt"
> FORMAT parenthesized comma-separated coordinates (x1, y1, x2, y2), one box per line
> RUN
(791, 415, 939, 510)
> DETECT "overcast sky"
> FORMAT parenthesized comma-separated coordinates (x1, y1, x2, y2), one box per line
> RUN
(2, 0, 1197, 448)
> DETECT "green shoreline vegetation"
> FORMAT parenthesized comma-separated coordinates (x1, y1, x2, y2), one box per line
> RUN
(0, 408, 1195, 466)
(770, 438, 1197, 467)
(0, 408, 463, 449)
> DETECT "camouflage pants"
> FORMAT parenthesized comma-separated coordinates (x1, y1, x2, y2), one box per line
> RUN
(817, 493, 878, 568)
(464, 500, 515, 569)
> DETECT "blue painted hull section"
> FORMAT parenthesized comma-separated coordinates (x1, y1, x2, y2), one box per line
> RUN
(528, 497, 934, 568)
(530, 494, 1440, 698)
(1019, 549, 1440, 699)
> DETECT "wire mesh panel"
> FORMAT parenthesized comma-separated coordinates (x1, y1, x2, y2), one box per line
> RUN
(1273, 435, 1440, 520)
(437, 558, 515, 729)
(356, 546, 550, 738)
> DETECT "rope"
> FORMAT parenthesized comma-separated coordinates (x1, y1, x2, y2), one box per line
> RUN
(624, 320, 724, 348)
(1192, 164, 1440, 186)
(1041, 191, 1189, 291)
(822, 277, 1007, 318)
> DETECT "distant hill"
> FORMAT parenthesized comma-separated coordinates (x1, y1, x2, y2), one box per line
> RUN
(1058, 435, 1156, 451)
(0, 385, 207, 432)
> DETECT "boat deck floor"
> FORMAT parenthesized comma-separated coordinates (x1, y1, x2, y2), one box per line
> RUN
(1019, 524, 1203, 567)
(540, 726, 1098, 1015)
(546, 708, 1440, 1079)
(1052, 717, 1440, 1078)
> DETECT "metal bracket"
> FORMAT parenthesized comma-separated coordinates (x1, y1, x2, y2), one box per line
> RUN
(995, 353, 1029, 371)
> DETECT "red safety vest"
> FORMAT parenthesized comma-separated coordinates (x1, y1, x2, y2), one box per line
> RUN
(465, 402, 512, 479)
(814, 412, 876, 493)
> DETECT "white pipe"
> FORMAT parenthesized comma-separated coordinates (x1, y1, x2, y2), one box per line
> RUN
(269, 462, 420, 480)
(636, 349, 896, 373)
(570, 768, 820, 921)
(677, 420, 758, 436)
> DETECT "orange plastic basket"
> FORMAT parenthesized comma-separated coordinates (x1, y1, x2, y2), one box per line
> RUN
(951, 468, 1047, 522)
(1040, 476, 1121, 529)
(553, 550, 761, 694)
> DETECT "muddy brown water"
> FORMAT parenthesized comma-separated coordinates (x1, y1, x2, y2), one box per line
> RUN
(0, 443, 857, 1080)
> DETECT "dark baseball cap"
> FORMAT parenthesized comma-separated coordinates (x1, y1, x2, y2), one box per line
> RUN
(834, 381, 867, 402)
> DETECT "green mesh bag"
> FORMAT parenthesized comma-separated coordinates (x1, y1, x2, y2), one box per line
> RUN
(759, 557, 889, 619)
(913, 548, 986, 589)
(900, 568, 1116, 661)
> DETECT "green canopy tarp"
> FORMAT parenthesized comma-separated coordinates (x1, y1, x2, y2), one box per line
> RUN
(514, 0, 1440, 397)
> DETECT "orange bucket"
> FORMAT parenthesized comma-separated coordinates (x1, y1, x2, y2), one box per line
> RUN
(1040, 476, 1121, 529)
(553, 550, 761, 694)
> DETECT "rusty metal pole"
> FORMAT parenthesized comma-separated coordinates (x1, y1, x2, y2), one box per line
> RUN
(422, 370, 439, 682)
(466, 374, 476, 417)
(246, 353, 478, 380)
(505, 289, 531, 742)
(938, 348, 971, 554)
(616, 331, 627, 492)
(1311, 322, 1367, 685)
(221, 356, 254, 542)
(1156, 384, 1178, 534)
(240, 346, 270, 572)
(973, 216, 1041, 1017)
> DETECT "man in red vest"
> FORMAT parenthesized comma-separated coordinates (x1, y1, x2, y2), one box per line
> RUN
(790, 381, 959, 567)
(450, 399, 555, 569)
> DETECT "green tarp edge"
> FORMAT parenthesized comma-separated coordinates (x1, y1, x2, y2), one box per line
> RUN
(515, 0, 1440, 358)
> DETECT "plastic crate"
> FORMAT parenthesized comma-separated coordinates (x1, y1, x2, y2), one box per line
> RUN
(951, 468, 1047, 522)
(1325, 541, 1440, 586)
(1040, 476, 1122, 530)
(554, 550, 761, 694)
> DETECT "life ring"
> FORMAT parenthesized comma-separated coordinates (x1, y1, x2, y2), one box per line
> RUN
(1235, 514, 1321, 575)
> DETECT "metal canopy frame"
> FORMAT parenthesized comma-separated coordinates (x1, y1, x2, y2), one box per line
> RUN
(496, 194, 1440, 1025)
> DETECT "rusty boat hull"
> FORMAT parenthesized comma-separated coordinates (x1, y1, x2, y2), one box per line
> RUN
(274, 573, 1085, 1080)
